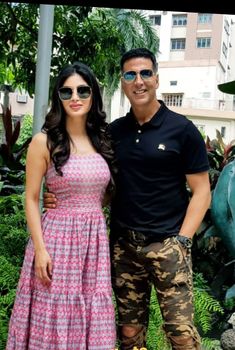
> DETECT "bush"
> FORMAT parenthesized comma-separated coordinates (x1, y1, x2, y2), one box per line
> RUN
(0, 193, 28, 349)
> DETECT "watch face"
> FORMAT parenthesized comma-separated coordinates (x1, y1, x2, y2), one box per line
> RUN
(177, 236, 192, 249)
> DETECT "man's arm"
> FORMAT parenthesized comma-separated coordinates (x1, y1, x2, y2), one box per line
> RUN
(179, 171, 211, 239)
(43, 191, 57, 209)
(102, 192, 111, 207)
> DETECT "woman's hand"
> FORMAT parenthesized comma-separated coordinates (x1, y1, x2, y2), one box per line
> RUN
(35, 248, 52, 286)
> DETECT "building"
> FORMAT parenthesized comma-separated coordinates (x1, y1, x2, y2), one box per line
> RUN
(111, 11, 235, 143)
(0, 88, 34, 143)
(0, 88, 34, 117)
(1, 10, 235, 144)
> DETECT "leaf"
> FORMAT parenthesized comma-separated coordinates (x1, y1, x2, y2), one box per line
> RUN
(215, 129, 226, 150)
(1, 105, 12, 147)
(10, 120, 21, 147)
(14, 137, 31, 162)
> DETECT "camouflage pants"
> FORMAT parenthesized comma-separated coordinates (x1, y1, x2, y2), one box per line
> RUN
(110, 231, 201, 350)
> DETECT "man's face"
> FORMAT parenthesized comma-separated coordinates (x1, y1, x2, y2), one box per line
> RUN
(121, 57, 159, 108)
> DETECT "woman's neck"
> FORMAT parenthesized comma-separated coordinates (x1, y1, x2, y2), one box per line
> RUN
(66, 119, 87, 139)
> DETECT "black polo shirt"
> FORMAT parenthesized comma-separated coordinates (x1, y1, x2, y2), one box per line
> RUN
(109, 100, 209, 240)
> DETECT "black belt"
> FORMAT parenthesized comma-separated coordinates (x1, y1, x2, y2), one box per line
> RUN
(111, 225, 173, 245)
(118, 228, 157, 245)
(126, 229, 147, 243)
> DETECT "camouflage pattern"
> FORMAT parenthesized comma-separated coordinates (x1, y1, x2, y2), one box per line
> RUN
(110, 231, 201, 350)
(116, 325, 147, 350)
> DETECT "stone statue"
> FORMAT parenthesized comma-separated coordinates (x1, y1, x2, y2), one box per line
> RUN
(211, 158, 235, 258)
(215, 80, 235, 349)
(210, 79, 235, 258)
(204, 80, 235, 304)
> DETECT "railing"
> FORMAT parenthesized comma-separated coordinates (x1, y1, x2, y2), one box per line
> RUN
(181, 98, 231, 111)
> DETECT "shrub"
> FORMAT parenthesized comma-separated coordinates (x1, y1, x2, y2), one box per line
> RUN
(0, 193, 28, 349)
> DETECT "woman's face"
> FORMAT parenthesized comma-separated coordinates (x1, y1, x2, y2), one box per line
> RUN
(59, 73, 92, 120)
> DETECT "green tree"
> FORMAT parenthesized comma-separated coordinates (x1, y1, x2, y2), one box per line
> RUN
(90, 8, 159, 118)
(0, 3, 159, 99)
(90, 8, 159, 95)
(0, 63, 14, 87)
(17, 114, 33, 147)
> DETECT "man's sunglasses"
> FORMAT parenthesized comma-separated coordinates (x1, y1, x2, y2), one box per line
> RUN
(58, 85, 92, 100)
(122, 69, 154, 83)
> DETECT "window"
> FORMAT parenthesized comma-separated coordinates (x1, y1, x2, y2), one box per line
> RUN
(198, 13, 212, 24)
(202, 92, 211, 98)
(170, 81, 177, 86)
(149, 15, 161, 26)
(221, 126, 226, 138)
(171, 38, 186, 50)
(172, 14, 187, 26)
(16, 94, 28, 103)
(162, 93, 183, 107)
(219, 100, 225, 110)
(196, 37, 211, 48)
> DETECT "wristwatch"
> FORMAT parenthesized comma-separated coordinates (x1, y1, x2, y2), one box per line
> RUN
(176, 235, 193, 249)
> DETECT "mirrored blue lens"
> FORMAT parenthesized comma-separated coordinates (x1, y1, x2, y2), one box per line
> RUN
(122, 69, 154, 82)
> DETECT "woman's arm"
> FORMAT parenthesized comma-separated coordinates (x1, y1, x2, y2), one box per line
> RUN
(25, 132, 52, 286)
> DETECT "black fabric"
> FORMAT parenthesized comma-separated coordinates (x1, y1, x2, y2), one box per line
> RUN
(109, 100, 209, 238)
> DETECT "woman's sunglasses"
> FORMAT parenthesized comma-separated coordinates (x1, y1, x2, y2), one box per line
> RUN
(122, 69, 154, 83)
(58, 85, 92, 100)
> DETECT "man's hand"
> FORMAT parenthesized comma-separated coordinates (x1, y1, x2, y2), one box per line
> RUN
(43, 191, 57, 209)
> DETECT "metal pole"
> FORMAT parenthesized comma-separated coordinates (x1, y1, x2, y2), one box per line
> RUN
(32, 4, 54, 210)
(33, 4, 55, 135)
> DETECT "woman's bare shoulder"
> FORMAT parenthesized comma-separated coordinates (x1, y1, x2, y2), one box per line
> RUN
(28, 132, 49, 158)
(31, 131, 47, 144)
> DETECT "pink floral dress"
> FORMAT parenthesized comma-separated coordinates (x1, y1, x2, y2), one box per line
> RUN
(6, 153, 116, 350)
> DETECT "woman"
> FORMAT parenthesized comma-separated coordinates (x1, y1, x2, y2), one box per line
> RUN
(6, 62, 117, 349)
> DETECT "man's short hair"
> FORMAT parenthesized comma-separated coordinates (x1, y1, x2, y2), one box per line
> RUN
(120, 48, 158, 72)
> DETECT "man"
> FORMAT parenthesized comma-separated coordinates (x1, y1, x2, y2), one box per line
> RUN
(44, 48, 211, 350)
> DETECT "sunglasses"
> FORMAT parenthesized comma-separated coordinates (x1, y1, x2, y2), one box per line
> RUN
(122, 69, 154, 83)
(58, 85, 92, 100)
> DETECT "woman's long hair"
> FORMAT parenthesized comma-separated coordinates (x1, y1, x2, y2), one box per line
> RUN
(42, 61, 117, 195)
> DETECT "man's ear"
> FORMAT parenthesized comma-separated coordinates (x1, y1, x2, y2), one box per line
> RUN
(155, 74, 159, 87)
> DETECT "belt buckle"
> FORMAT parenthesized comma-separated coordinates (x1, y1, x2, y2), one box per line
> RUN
(131, 230, 138, 241)
(130, 230, 144, 243)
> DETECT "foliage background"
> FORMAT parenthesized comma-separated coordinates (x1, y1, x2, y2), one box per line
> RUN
(0, 3, 159, 98)
(0, 113, 232, 349)
(1, 3, 235, 349)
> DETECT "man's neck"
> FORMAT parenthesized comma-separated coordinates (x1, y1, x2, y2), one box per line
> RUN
(132, 99, 161, 125)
